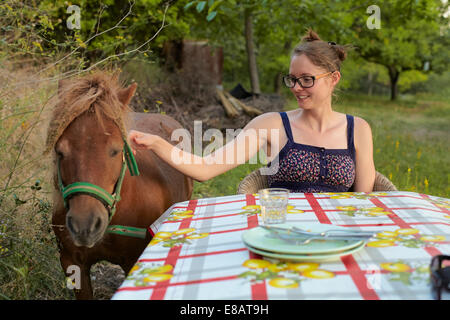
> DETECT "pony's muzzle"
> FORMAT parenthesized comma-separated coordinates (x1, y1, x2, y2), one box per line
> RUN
(66, 200, 109, 248)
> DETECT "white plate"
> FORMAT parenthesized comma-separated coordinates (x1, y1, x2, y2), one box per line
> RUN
(242, 223, 365, 255)
(244, 241, 367, 262)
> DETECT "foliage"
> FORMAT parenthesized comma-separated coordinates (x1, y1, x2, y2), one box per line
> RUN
(1, 0, 447, 95)
(0, 0, 201, 74)
(342, 0, 448, 99)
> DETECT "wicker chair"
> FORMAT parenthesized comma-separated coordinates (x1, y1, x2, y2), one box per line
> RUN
(237, 169, 397, 194)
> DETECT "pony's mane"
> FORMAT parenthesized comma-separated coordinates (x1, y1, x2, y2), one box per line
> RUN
(45, 71, 131, 154)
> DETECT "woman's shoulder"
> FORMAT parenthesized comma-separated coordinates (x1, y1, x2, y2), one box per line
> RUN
(350, 115, 373, 146)
(244, 111, 283, 131)
(337, 112, 371, 130)
(352, 115, 372, 132)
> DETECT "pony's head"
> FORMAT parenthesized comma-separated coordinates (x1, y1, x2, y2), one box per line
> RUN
(46, 72, 137, 248)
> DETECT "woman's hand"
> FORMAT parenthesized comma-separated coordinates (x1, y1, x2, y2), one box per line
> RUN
(128, 130, 160, 155)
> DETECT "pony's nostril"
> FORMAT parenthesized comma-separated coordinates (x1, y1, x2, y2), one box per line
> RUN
(67, 216, 78, 233)
(94, 217, 102, 232)
(96, 218, 102, 229)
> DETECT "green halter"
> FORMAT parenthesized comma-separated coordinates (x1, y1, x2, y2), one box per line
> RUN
(57, 139, 147, 239)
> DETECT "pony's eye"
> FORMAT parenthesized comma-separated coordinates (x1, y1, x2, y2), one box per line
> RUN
(56, 151, 64, 159)
(110, 149, 120, 157)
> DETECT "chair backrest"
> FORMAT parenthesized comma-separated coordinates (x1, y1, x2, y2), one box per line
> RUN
(237, 169, 397, 194)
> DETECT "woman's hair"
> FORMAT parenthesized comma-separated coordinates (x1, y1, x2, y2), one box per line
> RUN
(292, 29, 354, 73)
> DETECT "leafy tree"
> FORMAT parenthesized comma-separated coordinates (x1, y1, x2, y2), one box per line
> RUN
(184, 0, 352, 93)
(345, 0, 448, 100)
(1, 0, 200, 74)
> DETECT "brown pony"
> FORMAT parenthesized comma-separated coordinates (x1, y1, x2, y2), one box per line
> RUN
(45, 71, 193, 299)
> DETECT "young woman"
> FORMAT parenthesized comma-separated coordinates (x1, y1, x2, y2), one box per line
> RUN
(128, 30, 376, 192)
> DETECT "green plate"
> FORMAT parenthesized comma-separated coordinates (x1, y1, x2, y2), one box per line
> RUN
(242, 223, 365, 255)
(244, 241, 366, 262)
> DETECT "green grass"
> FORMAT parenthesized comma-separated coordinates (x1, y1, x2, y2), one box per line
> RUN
(193, 92, 450, 199)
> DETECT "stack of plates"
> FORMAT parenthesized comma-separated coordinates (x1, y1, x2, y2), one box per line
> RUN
(242, 223, 367, 262)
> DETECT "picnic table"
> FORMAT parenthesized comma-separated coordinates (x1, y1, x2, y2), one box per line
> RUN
(112, 191, 450, 300)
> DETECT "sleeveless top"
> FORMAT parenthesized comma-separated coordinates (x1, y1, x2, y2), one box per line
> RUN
(266, 112, 356, 193)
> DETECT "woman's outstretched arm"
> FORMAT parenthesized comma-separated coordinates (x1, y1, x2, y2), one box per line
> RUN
(128, 113, 279, 182)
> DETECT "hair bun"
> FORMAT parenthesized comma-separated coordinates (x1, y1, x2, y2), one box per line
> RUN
(334, 45, 349, 62)
(301, 28, 321, 42)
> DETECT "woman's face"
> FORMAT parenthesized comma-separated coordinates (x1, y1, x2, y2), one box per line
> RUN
(288, 54, 339, 110)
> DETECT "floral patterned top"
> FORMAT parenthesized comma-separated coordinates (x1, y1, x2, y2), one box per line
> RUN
(267, 112, 356, 193)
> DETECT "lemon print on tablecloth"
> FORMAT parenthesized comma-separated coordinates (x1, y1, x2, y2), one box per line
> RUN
(154, 231, 172, 238)
(186, 233, 209, 239)
(302, 269, 335, 279)
(239, 259, 335, 289)
(239, 204, 304, 217)
(141, 264, 173, 274)
(336, 206, 390, 218)
(367, 240, 397, 248)
(367, 228, 445, 248)
(380, 262, 411, 272)
(419, 235, 446, 242)
(149, 228, 209, 248)
(380, 260, 429, 286)
(243, 205, 260, 210)
(376, 231, 397, 239)
(326, 192, 388, 200)
(286, 262, 319, 272)
(142, 273, 172, 283)
(173, 228, 196, 235)
(286, 205, 305, 214)
(240, 205, 261, 216)
(129, 264, 141, 275)
(242, 259, 271, 269)
(269, 277, 299, 289)
(395, 228, 420, 235)
(168, 210, 194, 221)
(126, 263, 174, 286)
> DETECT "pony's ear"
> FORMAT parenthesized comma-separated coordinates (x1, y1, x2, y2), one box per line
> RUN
(117, 83, 137, 107)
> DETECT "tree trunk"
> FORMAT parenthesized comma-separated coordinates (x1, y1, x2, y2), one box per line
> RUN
(274, 72, 282, 94)
(388, 65, 400, 100)
(244, 8, 261, 95)
(367, 71, 373, 96)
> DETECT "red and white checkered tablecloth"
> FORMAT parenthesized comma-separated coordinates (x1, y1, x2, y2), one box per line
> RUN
(112, 191, 450, 300)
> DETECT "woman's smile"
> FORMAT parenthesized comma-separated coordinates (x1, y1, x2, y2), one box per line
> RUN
(295, 94, 311, 103)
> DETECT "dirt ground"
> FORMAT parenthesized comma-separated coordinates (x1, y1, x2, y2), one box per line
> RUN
(130, 88, 287, 134)
(90, 262, 126, 300)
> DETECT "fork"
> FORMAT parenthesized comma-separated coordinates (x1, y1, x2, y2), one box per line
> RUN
(274, 232, 371, 245)
(262, 225, 375, 238)
(292, 226, 376, 238)
(267, 229, 373, 245)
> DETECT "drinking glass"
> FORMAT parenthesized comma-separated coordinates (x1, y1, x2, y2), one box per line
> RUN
(258, 188, 289, 225)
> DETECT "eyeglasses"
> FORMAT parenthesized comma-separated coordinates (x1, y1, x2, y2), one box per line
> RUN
(430, 254, 450, 300)
(282, 71, 335, 89)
